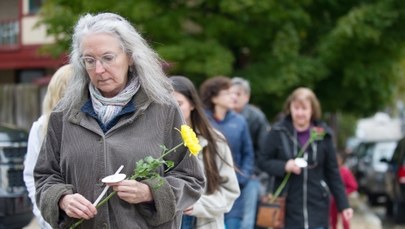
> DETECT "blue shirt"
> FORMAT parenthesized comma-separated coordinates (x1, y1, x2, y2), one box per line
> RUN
(206, 110, 254, 185)
(206, 110, 254, 219)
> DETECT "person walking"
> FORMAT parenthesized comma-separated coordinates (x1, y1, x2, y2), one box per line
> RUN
(258, 87, 353, 229)
(170, 76, 240, 229)
(23, 64, 73, 229)
(231, 77, 270, 229)
(34, 12, 205, 229)
(199, 76, 254, 229)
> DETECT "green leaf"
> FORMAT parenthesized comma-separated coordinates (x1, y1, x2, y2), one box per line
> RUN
(164, 160, 174, 172)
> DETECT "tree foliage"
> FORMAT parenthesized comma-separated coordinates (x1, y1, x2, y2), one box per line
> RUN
(38, 0, 405, 120)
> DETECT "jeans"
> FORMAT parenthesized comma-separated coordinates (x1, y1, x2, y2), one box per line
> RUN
(181, 215, 196, 229)
(241, 178, 261, 229)
(225, 217, 241, 229)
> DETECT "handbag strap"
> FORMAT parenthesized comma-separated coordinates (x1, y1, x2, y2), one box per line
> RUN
(278, 131, 291, 196)
(281, 130, 292, 159)
(271, 129, 317, 200)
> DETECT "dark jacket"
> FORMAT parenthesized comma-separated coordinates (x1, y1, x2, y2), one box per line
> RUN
(258, 116, 349, 228)
(240, 104, 270, 173)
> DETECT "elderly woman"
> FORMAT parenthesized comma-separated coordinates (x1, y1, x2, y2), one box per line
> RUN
(34, 13, 205, 229)
(258, 87, 353, 229)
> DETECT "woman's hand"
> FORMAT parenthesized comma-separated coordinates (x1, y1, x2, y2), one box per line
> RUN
(59, 193, 97, 219)
(285, 159, 301, 175)
(183, 206, 193, 215)
(112, 180, 153, 204)
(342, 208, 354, 221)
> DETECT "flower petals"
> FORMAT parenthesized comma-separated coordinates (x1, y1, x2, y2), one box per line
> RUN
(179, 125, 202, 156)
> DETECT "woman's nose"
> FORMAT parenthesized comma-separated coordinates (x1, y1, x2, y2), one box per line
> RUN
(94, 60, 106, 73)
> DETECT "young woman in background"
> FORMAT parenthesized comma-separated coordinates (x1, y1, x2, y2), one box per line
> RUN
(171, 76, 240, 229)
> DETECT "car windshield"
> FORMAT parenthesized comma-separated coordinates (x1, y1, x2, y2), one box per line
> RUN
(373, 141, 397, 172)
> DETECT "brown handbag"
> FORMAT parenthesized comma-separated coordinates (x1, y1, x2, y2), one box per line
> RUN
(256, 194, 286, 229)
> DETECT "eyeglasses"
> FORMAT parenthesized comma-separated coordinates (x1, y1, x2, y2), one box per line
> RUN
(81, 53, 119, 70)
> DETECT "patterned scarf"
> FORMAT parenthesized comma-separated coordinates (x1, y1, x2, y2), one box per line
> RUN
(89, 76, 140, 125)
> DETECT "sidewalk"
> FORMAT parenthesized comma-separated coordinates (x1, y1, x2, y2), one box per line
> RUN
(23, 218, 39, 229)
(24, 198, 378, 229)
(22, 193, 384, 229)
(348, 192, 382, 229)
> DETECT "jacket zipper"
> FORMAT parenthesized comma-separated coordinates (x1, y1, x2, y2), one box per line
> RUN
(291, 130, 310, 229)
(285, 127, 313, 229)
(303, 153, 309, 229)
(303, 141, 318, 229)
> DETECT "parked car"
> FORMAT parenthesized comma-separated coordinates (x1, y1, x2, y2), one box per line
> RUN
(348, 140, 398, 205)
(0, 124, 33, 229)
(385, 137, 405, 223)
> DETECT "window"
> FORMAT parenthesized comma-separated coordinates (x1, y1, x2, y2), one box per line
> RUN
(0, 20, 19, 47)
(28, 0, 43, 14)
(18, 69, 46, 83)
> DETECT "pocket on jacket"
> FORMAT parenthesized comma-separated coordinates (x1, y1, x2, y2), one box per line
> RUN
(320, 180, 330, 198)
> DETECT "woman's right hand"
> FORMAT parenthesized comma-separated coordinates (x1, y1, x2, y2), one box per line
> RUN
(285, 159, 301, 175)
(59, 193, 97, 219)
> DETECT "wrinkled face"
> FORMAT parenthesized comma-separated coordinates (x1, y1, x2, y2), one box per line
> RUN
(290, 99, 312, 130)
(81, 33, 132, 98)
(230, 85, 249, 112)
(173, 91, 194, 125)
(212, 88, 236, 110)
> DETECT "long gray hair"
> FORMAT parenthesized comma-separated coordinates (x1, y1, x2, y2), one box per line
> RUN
(58, 12, 173, 111)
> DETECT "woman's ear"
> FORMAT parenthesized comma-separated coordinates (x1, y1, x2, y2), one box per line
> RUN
(211, 96, 219, 105)
(127, 53, 134, 66)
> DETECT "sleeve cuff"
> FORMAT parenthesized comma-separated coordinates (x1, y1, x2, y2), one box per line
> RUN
(38, 183, 74, 228)
(136, 177, 177, 226)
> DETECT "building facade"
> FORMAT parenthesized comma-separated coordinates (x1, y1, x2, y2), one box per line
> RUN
(0, 0, 66, 129)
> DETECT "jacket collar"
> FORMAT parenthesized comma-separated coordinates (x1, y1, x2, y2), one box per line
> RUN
(68, 87, 152, 135)
(80, 99, 135, 133)
(273, 115, 332, 138)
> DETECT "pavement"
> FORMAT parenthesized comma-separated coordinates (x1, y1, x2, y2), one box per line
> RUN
(23, 218, 39, 229)
(346, 192, 405, 229)
(349, 192, 383, 229)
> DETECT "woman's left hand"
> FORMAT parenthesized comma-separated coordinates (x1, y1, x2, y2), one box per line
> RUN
(183, 206, 193, 215)
(342, 208, 354, 221)
(111, 180, 153, 204)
